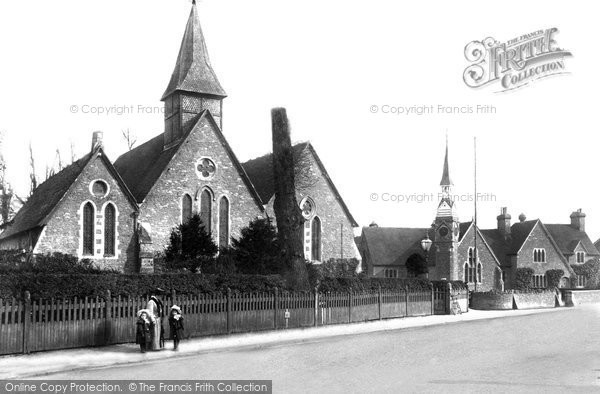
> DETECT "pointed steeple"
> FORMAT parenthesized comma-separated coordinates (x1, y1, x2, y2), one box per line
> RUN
(161, 2, 226, 148)
(440, 134, 453, 187)
(162, 2, 226, 100)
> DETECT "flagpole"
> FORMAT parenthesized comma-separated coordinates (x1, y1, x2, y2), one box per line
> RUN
(474, 136, 478, 292)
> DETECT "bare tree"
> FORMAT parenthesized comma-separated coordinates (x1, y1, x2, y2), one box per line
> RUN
(271, 108, 309, 290)
(0, 131, 13, 226)
(29, 142, 37, 196)
(121, 128, 137, 151)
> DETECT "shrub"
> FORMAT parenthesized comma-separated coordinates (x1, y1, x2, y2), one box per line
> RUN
(230, 217, 280, 275)
(406, 254, 428, 277)
(164, 214, 218, 273)
(515, 267, 534, 291)
(571, 259, 600, 289)
(545, 269, 564, 289)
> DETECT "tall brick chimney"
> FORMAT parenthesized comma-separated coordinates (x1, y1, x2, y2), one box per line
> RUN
(570, 209, 585, 232)
(91, 131, 103, 151)
(497, 207, 511, 237)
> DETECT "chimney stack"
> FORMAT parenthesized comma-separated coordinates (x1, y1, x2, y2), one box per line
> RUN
(91, 131, 104, 151)
(570, 208, 586, 232)
(496, 207, 511, 237)
(519, 213, 526, 222)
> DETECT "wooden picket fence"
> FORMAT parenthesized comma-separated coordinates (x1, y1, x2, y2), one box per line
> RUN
(0, 286, 466, 356)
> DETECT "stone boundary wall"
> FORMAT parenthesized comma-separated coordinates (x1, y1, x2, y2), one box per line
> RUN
(471, 292, 513, 310)
(561, 289, 600, 306)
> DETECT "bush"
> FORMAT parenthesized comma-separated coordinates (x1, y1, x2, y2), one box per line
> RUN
(545, 269, 564, 289)
(0, 251, 107, 274)
(515, 268, 534, 291)
(230, 217, 281, 275)
(164, 214, 218, 273)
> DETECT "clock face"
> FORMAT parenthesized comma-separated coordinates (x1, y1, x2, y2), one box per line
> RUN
(438, 226, 449, 238)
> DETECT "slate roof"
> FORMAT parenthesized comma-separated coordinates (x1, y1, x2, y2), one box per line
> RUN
(161, 2, 226, 100)
(361, 227, 431, 266)
(0, 149, 138, 241)
(508, 220, 539, 254)
(242, 142, 359, 227)
(479, 228, 510, 264)
(114, 111, 264, 210)
(545, 224, 600, 256)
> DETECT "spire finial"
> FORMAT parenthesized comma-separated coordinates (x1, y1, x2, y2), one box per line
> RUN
(440, 132, 453, 187)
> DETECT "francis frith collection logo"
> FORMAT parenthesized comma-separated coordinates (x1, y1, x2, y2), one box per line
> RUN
(463, 28, 572, 92)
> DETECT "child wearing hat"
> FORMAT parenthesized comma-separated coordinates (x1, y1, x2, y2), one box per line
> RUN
(168, 305, 185, 350)
(135, 309, 155, 353)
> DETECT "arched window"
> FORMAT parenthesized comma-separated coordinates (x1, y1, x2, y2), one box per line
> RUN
(311, 216, 322, 261)
(200, 189, 212, 234)
(104, 203, 116, 256)
(218, 196, 230, 248)
(464, 263, 469, 283)
(477, 263, 482, 283)
(182, 194, 193, 224)
(82, 202, 94, 256)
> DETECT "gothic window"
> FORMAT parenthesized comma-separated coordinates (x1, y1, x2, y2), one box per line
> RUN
(477, 263, 482, 283)
(577, 274, 587, 288)
(531, 274, 547, 288)
(104, 203, 116, 256)
(384, 268, 398, 278)
(311, 216, 322, 261)
(533, 248, 546, 263)
(182, 194, 193, 224)
(576, 251, 585, 263)
(464, 263, 469, 283)
(82, 202, 94, 256)
(195, 158, 216, 180)
(200, 189, 212, 234)
(218, 196, 230, 248)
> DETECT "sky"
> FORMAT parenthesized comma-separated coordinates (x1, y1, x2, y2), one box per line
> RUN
(0, 0, 598, 239)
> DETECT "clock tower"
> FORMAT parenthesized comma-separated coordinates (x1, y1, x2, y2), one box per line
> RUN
(432, 137, 460, 280)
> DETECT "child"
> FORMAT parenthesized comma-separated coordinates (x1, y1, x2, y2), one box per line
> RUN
(168, 305, 185, 351)
(136, 309, 155, 353)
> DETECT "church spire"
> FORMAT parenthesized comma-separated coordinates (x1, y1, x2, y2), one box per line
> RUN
(162, 2, 226, 100)
(440, 134, 453, 188)
(161, 2, 226, 148)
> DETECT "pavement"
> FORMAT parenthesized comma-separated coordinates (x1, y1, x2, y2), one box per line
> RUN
(0, 306, 564, 379)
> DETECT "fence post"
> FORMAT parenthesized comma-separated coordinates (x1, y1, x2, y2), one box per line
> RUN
(348, 292, 352, 323)
(22, 291, 31, 354)
(405, 286, 409, 317)
(466, 287, 469, 312)
(313, 287, 319, 327)
(273, 288, 279, 330)
(430, 286, 434, 315)
(226, 288, 232, 334)
(378, 285, 382, 320)
(104, 290, 112, 345)
(447, 282, 452, 314)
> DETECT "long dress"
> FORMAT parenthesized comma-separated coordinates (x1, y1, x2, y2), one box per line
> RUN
(146, 298, 162, 350)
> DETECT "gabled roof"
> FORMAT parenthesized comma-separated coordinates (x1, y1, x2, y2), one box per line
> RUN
(161, 2, 226, 100)
(509, 220, 539, 254)
(361, 227, 431, 266)
(479, 228, 510, 264)
(0, 149, 138, 241)
(242, 142, 358, 227)
(545, 224, 600, 256)
(114, 111, 264, 210)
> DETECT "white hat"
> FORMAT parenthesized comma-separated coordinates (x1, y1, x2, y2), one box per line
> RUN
(170, 305, 181, 312)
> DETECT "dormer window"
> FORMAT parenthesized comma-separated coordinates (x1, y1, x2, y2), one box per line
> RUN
(533, 248, 546, 263)
(576, 251, 585, 263)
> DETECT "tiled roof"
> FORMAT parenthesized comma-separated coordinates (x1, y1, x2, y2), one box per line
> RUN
(479, 228, 510, 264)
(545, 224, 600, 256)
(0, 153, 93, 240)
(242, 142, 358, 227)
(509, 220, 538, 254)
(161, 2, 226, 100)
(361, 227, 431, 266)
(115, 111, 264, 210)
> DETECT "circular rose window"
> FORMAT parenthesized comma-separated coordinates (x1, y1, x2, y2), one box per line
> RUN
(91, 180, 108, 198)
(300, 197, 316, 219)
(195, 158, 216, 180)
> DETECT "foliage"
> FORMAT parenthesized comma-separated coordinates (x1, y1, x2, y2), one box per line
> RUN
(164, 214, 218, 273)
(405, 254, 428, 277)
(230, 217, 281, 275)
(514, 267, 534, 291)
(201, 248, 238, 275)
(317, 276, 432, 292)
(545, 269, 565, 289)
(0, 251, 106, 274)
(306, 258, 360, 286)
(571, 259, 600, 289)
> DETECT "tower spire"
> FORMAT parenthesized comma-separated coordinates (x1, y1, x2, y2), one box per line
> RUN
(440, 133, 453, 187)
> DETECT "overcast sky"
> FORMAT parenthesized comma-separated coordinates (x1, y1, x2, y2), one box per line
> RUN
(0, 0, 597, 239)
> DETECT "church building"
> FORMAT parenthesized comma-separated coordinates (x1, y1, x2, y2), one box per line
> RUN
(0, 2, 361, 271)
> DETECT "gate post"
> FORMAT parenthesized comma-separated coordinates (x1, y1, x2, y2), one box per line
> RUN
(22, 291, 31, 354)
(447, 282, 452, 314)
(273, 288, 279, 330)
(378, 285, 382, 320)
(313, 287, 318, 327)
(226, 288, 232, 334)
(104, 290, 112, 345)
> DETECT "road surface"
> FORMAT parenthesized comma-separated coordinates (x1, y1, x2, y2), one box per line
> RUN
(44, 305, 600, 393)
